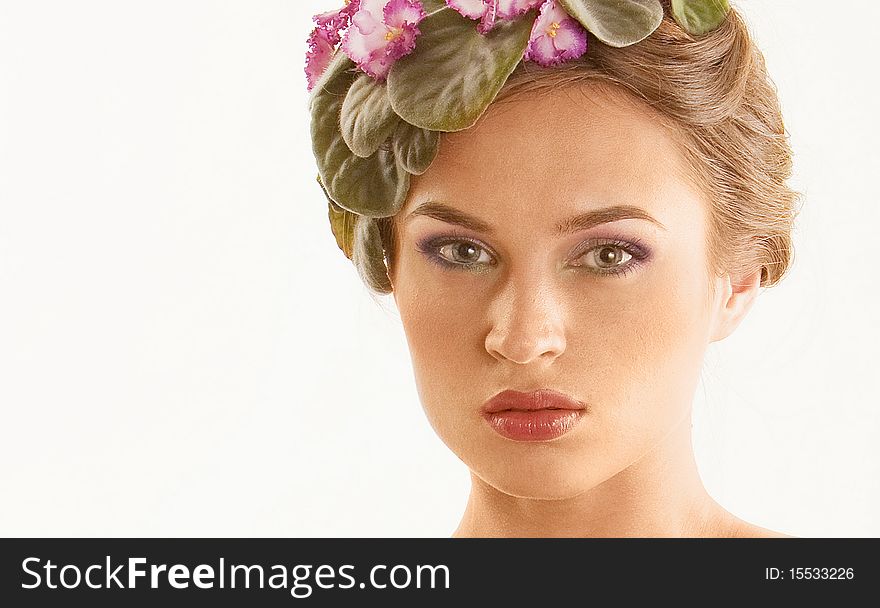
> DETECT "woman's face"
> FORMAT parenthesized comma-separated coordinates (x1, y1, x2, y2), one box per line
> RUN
(390, 85, 726, 499)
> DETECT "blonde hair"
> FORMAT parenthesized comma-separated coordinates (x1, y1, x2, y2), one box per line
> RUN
(357, 1, 801, 294)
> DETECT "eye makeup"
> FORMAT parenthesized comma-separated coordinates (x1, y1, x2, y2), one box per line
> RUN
(566, 235, 652, 278)
(415, 230, 498, 274)
(414, 228, 653, 278)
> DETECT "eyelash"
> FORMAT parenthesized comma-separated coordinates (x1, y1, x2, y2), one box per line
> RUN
(415, 231, 650, 278)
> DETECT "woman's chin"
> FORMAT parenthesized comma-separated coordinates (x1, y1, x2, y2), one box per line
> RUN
(471, 465, 598, 501)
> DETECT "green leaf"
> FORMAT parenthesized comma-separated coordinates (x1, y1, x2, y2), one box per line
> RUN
(387, 7, 535, 132)
(420, 0, 449, 14)
(318, 174, 358, 260)
(392, 121, 440, 175)
(340, 74, 401, 158)
(327, 200, 358, 261)
(557, 0, 663, 47)
(353, 215, 393, 293)
(671, 0, 730, 36)
(309, 52, 410, 218)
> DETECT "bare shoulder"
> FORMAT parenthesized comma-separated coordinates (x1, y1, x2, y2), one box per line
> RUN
(702, 506, 795, 537)
(725, 519, 796, 538)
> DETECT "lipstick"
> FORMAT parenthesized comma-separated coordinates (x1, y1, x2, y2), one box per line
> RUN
(481, 389, 586, 442)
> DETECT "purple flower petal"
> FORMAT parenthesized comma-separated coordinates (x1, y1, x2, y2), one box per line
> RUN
(342, 0, 426, 80)
(343, 9, 388, 76)
(496, 0, 543, 19)
(445, 0, 487, 20)
(446, 0, 539, 35)
(476, 2, 498, 35)
(528, 29, 557, 62)
(445, 0, 495, 34)
(306, 26, 339, 91)
(385, 0, 426, 26)
(551, 19, 587, 58)
(524, 0, 587, 67)
(305, 0, 362, 90)
(315, 1, 356, 32)
(386, 22, 423, 61)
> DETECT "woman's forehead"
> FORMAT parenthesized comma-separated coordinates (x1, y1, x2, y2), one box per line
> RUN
(400, 88, 701, 232)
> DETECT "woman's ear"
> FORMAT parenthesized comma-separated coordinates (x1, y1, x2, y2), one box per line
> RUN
(709, 267, 763, 343)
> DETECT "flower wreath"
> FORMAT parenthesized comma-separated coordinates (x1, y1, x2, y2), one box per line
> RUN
(305, 0, 731, 262)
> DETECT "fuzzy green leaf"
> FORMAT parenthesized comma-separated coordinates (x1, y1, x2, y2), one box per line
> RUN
(392, 121, 440, 175)
(353, 215, 392, 293)
(557, 0, 663, 47)
(387, 7, 535, 132)
(318, 174, 358, 260)
(671, 0, 730, 36)
(340, 74, 401, 158)
(420, 0, 449, 14)
(309, 52, 410, 218)
(327, 201, 358, 261)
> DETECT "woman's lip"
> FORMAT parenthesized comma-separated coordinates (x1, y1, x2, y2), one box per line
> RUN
(481, 389, 586, 441)
(481, 389, 586, 414)
(482, 409, 585, 441)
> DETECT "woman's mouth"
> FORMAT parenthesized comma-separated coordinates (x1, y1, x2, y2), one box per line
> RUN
(482, 408, 585, 441)
(481, 389, 586, 441)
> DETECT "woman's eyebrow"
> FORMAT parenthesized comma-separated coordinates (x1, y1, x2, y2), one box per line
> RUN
(556, 204, 667, 233)
(405, 201, 666, 234)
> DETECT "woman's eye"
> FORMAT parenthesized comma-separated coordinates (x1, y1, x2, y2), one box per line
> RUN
(576, 245, 633, 271)
(437, 241, 493, 266)
(419, 237, 645, 276)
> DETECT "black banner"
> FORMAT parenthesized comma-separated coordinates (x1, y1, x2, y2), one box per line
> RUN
(1, 538, 875, 605)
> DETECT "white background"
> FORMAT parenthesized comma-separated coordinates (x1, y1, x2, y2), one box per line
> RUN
(1, 1, 877, 537)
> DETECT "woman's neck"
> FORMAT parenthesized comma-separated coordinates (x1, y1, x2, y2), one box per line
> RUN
(452, 412, 735, 538)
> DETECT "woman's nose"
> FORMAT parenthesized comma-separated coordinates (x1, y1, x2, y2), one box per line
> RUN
(484, 278, 567, 365)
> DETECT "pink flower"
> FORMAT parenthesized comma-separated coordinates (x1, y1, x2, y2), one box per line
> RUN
(445, 0, 543, 35)
(314, 0, 361, 35)
(496, 0, 545, 19)
(341, 0, 427, 80)
(445, 0, 496, 34)
(305, 28, 337, 91)
(305, 0, 361, 91)
(524, 0, 587, 67)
